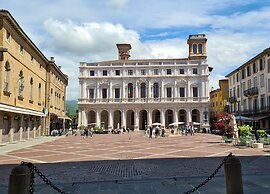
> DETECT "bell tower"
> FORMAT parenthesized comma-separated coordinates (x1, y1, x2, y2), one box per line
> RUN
(116, 44, 131, 60)
(187, 34, 207, 60)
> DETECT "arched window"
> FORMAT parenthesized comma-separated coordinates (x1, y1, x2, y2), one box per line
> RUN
(38, 83, 41, 104)
(141, 83, 146, 98)
(18, 71, 24, 97)
(128, 83, 133, 98)
(4, 61, 10, 92)
(153, 82, 159, 98)
(198, 44, 203, 54)
(192, 44, 197, 54)
(30, 78, 33, 101)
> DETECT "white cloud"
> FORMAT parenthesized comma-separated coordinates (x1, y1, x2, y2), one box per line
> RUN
(106, 0, 129, 9)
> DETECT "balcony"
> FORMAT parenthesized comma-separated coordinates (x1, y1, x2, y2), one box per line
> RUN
(244, 87, 258, 97)
(228, 96, 237, 103)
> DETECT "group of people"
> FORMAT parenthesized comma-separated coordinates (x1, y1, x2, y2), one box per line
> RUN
(82, 128, 93, 138)
(149, 126, 166, 138)
(181, 125, 195, 136)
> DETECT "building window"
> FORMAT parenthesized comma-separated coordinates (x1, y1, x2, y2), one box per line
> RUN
(247, 79, 251, 89)
(237, 86, 239, 98)
(192, 68, 197, 74)
(166, 69, 172, 75)
(192, 44, 197, 54)
(115, 70, 120, 76)
(128, 83, 133, 98)
(193, 87, 198, 97)
(89, 89, 94, 99)
(141, 69, 146, 75)
(180, 87, 185, 97)
(19, 45, 24, 55)
(268, 79, 270, 92)
(247, 66, 251, 76)
(236, 73, 239, 82)
(30, 78, 33, 101)
(261, 94, 265, 109)
(179, 69, 185, 74)
(140, 83, 146, 98)
(90, 70, 95, 76)
(102, 88, 107, 98)
(153, 82, 159, 98)
(153, 69, 159, 75)
(115, 88, 120, 98)
(260, 74, 264, 87)
(241, 69, 245, 79)
(253, 62, 257, 73)
(198, 44, 203, 53)
(268, 59, 270, 73)
(6, 30, 11, 42)
(31, 55, 34, 63)
(166, 87, 172, 98)
(3, 62, 10, 93)
(254, 77, 257, 87)
(38, 83, 41, 104)
(103, 70, 107, 76)
(128, 70, 133, 75)
(18, 71, 24, 97)
(259, 59, 264, 71)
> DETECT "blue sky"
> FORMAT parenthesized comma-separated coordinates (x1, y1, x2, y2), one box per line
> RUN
(1, 0, 270, 100)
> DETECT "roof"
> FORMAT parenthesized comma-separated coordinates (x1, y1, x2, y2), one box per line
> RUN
(226, 47, 270, 77)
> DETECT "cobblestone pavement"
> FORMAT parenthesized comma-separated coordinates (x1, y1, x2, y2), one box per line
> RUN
(0, 132, 269, 193)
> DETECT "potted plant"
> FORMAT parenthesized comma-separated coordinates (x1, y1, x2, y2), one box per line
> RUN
(256, 129, 267, 143)
(238, 125, 252, 146)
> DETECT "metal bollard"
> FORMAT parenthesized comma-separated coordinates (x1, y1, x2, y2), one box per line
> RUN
(224, 155, 244, 194)
(8, 164, 31, 194)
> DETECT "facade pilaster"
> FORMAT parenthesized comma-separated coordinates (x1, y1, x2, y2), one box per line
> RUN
(161, 80, 164, 99)
(108, 110, 113, 129)
(187, 80, 191, 101)
(9, 117, 14, 143)
(134, 110, 139, 131)
(174, 110, 178, 123)
(96, 110, 100, 128)
(122, 81, 126, 99)
(147, 110, 152, 127)
(97, 84, 100, 99)
(19, 116, 23, 141)
(161, 109, 165, 127)
(121, 110, 126, 128)
(148, 81, 152, 99)
(187, 109, 192, 124)
(109, 81, 112, 99)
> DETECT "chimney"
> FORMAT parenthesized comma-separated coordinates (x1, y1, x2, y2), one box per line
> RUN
(116, 44, 131, 60)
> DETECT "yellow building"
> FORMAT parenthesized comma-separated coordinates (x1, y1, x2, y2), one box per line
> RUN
(209, 79, 228, 123)
(0, 10, 68, 144)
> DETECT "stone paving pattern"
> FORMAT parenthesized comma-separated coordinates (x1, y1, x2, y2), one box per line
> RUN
(0, 132, 269, 193)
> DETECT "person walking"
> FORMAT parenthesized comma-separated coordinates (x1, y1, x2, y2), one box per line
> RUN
(149, 126, 153, 138)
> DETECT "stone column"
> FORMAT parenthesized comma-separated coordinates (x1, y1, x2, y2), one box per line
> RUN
(19, 116, 23, 141)
(108, 110, 113, 129)
(174, 110, 178, 123)
(109, 81, 112, 100)
(187, 109, 192, 124)
(121, 110, 126, 128)
(96, 110, 100, 128)
(147, 110, 152, 127)
(187, 80, 191, 101)
(83, 82, 87, 99)
(33, 120, 36, 138)
(161, 109, 165, 127)
(134, 110, 139, 131)
(122, 81, 126, 100)
(148, 81, 152, 100)
(135, 82, 139, 100)
(27, 117, 31, 140)
(78, 110, 82, 127)
(161, 81, 164, 99)
(9, 117, 14, 143)
(174, 81, 178, 100)
(81, 110, 87, 127)
(96, 84, 100, 99)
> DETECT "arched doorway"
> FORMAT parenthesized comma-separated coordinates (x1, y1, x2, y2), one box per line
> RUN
(87, 111, 96, 127)
(152, 109, 160, 123)
(165, 109, 173, 127)
(113, 110, 121, 129)
(192, 109, 200, 122)
(139, 110, 147, 130)
(101, 110, 109, 129)
(178, 109, 187, 124)
(126, 110, 134, 130)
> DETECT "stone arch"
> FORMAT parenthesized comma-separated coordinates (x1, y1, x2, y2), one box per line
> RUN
(87, 110, 96, 126)
(178, 109, 187, 124)
(126, 110, 134, 130)
(101, 110, 109, 129)
(152, 109, 160, 123)
(191, 109, 200, 123)
(113, 110, 121, 129)
(139, 110, 147, 130)
(165, 109, 173, 127)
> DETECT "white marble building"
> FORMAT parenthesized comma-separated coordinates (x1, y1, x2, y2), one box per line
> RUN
(78, 34, 211, 131)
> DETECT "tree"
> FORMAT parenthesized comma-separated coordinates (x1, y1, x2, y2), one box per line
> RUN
(214, 113, 233, 135)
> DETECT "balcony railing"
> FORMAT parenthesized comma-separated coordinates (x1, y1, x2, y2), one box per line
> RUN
(228, 96, 237, 103)
(78, 97, 209, 104)
(239, 106, 270, 115)
(244, 87, 258, 97)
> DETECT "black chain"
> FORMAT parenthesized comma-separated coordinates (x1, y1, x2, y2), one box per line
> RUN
(21, 161, 68, 194)
(183, 152, 232, 194)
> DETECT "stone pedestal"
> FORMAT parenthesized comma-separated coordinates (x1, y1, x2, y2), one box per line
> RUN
(252, 143, 263, 148)
(9, 128, 14, 143)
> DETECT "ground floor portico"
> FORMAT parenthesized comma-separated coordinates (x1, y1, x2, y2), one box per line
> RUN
(78, 103, 210, 131)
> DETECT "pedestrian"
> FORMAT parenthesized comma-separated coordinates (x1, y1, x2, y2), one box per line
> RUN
(149, 126, 153, 138)
(155, 126, 160, 138)
(191, 125, 194, 136)
(161, 127, 165, 137)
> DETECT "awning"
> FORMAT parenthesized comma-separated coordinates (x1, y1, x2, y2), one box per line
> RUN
(58, 116, 72, 121)
(252, 115, 269, 121)
(0, 103, 44, 117)
(235, 115, 254, 121)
